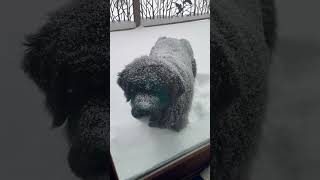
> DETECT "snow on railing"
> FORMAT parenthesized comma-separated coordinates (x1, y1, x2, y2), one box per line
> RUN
(110, 0, 136, 31)
(110, 0, 210, 31)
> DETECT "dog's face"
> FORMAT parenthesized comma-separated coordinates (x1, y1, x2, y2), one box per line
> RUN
(130, 92, 169, 118)
(117, 56, 185, 127)
(23, 40, 109, 179)
(22, 1, 109, 178)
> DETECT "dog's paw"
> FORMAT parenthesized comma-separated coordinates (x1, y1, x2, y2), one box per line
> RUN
(170, 117, 187, 131)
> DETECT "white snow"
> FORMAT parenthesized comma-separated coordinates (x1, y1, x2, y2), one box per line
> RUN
(110, 19, 210, 180)
(142, 14, 209, 27)
(111, 21, 136, 31)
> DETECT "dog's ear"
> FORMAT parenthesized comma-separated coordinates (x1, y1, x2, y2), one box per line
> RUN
(117, 56, 150, 102)
(45, 68, 68, 128)
(117, 70, 131, 101)
(211, 39, 241, 115)
(22, 29, 68, 128)
(171, 74, 185, 100)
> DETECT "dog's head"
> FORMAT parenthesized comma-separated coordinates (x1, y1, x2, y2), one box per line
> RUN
(117, 56, 185, 121)
(22, 0, 109, 178)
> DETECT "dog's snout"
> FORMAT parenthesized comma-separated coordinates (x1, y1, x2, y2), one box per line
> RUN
(131, 93, 157, 118)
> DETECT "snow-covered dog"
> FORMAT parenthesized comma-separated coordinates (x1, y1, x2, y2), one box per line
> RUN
(117, 37, 197, 131)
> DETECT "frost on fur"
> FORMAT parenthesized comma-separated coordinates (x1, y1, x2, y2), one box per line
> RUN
(118, 37, 197, 131)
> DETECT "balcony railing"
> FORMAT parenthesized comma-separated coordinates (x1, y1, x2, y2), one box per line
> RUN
(110, 0, 210, 31)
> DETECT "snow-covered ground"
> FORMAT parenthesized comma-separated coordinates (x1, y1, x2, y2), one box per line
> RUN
(110, 19, 210, 180)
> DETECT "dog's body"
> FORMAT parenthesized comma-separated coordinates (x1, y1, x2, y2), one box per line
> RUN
(22, 0, 109, 179)
(118, 37, 196, 131)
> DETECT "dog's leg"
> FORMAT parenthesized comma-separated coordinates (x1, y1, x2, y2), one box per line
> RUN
(149, 106, 175, 129)
(170, 105, 188, 131)
(149, 109, 163, 128)
(170, 89, 194, 131)
(163, 100, 187, 131)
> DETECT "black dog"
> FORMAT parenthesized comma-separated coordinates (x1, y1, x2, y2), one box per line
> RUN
(117, 37, 196, 131)
(211, 0, 277, 179)
(22, 0, 109, 179)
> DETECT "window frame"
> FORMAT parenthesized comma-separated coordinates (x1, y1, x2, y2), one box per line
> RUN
(110, 142, 210, 180)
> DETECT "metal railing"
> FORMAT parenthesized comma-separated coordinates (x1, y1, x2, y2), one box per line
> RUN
(110, 0, 210, 31)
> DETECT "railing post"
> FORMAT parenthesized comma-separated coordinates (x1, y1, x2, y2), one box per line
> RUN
(133, 0, 141, 27)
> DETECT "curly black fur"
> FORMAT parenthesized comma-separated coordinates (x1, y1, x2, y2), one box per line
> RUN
(117, 37, 196, 131)
(22, 0, 109, 179)
(211, 0, 277, 179)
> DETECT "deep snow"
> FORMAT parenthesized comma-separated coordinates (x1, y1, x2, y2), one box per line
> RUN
(110, 19, 210, 180)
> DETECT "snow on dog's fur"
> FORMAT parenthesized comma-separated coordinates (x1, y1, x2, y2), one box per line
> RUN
(118, 37, 196, 131)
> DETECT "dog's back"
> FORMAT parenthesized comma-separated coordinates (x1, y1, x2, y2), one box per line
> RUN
(180, 38, 197, 77)
(150, 37, 196, 79)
